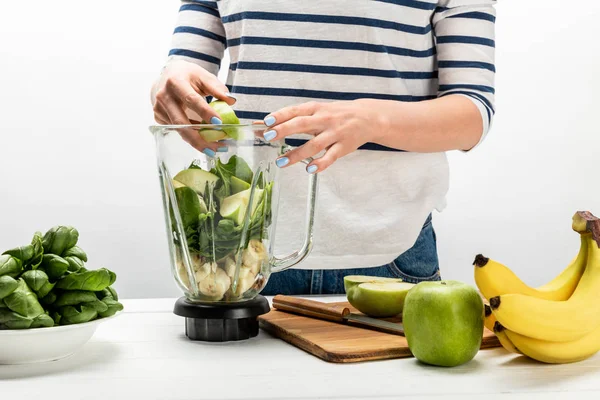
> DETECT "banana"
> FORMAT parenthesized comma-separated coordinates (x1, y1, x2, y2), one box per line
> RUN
(242, 239, 267, 275)
(474, 234, 588, 301)
(504, 325, 600, 364)
(198, 267, 230, 300)
(484, 304, 497, 332)
(224, 257, 257, 297)
(493, 322, 521, 354)
(490, 212, 600, 342)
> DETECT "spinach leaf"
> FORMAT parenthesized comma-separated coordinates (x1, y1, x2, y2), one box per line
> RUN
(40, 291, 57, 306)
(215, 155, 253, 184)
(41, 254, 70, 281)
(2, 244, 34, 263)
(98, 297, 124, 318)
(64, 255, 85, 272)
(42, 226, 79, 256)
(0, 309, 33, 329)
(3, 279, 45, 318)
(0, 275, 19, 300)
(53, 290, 98, 307)
(28, 232, 44, 269)
(21, 270, 55, 298)
(210, 156, 254, 204)
(175, 186, 201, 228)
(0, 255, 22, 278)
(63, 246, 88, 262)
(55, 268, 116, 291)
(30, 313, 54, 328)
(83, 299, 109, 313)
(57, 304, 98, 325)
(106, 286, 119, 301)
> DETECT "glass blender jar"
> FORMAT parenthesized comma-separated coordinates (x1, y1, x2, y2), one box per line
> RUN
(151, 124, 318, 341)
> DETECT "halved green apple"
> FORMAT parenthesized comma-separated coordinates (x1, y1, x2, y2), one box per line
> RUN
(347, 281, 415, 318)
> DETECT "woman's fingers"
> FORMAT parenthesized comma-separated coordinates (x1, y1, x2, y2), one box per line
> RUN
(275, 131, 336, 169)
(165, 78, 222, 125)
(263, 116, 322, 142)
(154, 112, 169, 125)
(196, 72, 236, 106)
(263, 101, 320, 128)
(162, 101, 220, 155)
(305, 142, 351, 174)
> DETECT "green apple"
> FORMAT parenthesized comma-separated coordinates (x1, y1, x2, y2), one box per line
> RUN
(220, 188, 264, 225)
(199, 129, 227, 142)
(346, 280, 414, 318)
(173, 168, 219, 195)
(403, 280, 484, 367)
(343, 275, 403, 292)
(207, 101, 242, 140)
(231, 176, 251, 194)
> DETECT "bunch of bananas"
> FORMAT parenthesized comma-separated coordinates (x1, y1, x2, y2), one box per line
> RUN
(475, 211, 600, 364)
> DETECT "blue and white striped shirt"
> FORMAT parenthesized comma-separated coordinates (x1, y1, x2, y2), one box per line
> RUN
(165, 0, 496, 270)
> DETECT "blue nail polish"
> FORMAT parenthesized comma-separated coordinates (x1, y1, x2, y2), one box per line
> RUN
(307, 165, 318, 174)
(203, 148, 216, 157)
(276, 157, 289, 168)
(263, 130, 277, 141)
(217, 146, 228, 152)
(264, 115, 276, 127)
(210, 117, 222, 125)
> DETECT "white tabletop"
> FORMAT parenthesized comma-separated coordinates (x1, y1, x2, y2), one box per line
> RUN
(1, 297, 600, 400)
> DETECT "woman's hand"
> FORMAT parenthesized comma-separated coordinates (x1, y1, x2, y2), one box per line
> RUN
(261, 99, 385, 174)
(151, 60, 235, 156)
(262, 95, 485, 171)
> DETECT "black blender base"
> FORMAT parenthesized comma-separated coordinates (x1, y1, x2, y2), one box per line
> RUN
(173, 295, 270, 342)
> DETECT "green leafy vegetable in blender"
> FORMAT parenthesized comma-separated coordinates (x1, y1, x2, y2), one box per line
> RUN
(172, 153, 273, 301)
(0, 226, 124, 329)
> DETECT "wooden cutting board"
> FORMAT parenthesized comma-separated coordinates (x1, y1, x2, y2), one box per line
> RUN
(258, 301, 500, 363)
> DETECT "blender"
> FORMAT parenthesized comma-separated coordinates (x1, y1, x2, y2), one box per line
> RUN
(151, 124, 318, 342)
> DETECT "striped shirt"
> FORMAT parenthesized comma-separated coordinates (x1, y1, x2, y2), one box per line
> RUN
(166, 0, 497, 270)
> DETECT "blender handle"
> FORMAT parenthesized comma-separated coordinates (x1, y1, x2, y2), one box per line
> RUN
(271, 158, 319, 273)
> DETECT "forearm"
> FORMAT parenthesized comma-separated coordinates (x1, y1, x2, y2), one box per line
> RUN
(372, 95, 484, 153)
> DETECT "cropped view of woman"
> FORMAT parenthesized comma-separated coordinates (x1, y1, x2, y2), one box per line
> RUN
(151, 0, 497, 295)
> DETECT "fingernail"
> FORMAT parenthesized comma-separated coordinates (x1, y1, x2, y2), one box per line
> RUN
(275, 157, 289, 168)
(217, 146, 228, 152)
(307, 165, 318, 174)
(203, 148, 216, 157)
(263, 130, 277, 141)
(210, 117, 222, 125)
(264, 115, 276, 127)
(225, 93, 237, 101)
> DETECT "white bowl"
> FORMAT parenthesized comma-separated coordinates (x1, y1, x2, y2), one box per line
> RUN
(0, 314, 119, 365)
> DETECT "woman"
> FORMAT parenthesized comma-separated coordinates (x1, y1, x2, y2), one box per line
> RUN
(151, 0, 496, 295)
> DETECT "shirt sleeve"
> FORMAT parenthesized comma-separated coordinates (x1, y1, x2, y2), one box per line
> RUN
(167, 0, 227, 77)
(433, 0, 497, 149)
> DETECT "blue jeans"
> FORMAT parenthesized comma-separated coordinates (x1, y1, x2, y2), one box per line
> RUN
(262, 214, 441, 295)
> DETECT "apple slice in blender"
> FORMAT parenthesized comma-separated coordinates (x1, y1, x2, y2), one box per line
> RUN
(199, 129, 227, 142)
(343, 275, 403, 292)
(231, 176, 251, 194)
(207, 100, 242, 140)
(172, 180, 208, 213)
(173, 168, 219, 195)
(347, 281, 415, 318)
(172, 179, 186, 189)
(220, 188, 264, 225)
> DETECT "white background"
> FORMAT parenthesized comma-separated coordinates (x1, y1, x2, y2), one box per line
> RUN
(0, 1, 598, 299)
